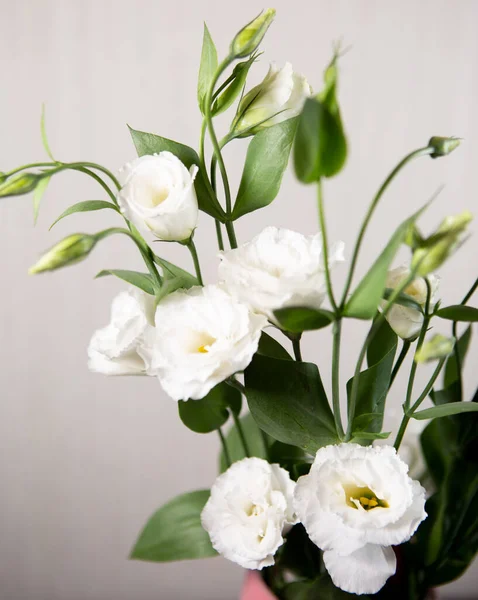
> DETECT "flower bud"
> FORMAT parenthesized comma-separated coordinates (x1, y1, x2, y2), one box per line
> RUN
(0, 173, 42, 197)
(414, 334, 455, 363)
(428, 136, 461, 158)
(29, 233, 96, 274)
(412, 210, 472, 275)
(230, 9, 276, 59)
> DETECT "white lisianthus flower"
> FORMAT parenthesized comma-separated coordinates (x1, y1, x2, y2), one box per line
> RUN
(234, 62, 312, 134)
(383, 266, 440, 340)
(218, 226, 344, 323)
(144, 285, 266, 401)
(118, 152, 198, 242)
(88, 288, 155, 376)
(201, 457, 297, 570)
(294, 443, 427, 595)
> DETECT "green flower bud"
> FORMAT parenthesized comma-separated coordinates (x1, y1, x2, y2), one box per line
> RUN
(230, 9, 276, 59)
(29, 233, 97, 275)
(428, 136, 461, 159)
(414, 334, 455, 363)
(0, 172, 7, 184)
(412, 210, 473, 275)
(0, 172, 42, 197)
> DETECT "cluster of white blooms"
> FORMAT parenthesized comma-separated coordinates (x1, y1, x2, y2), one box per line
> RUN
(203, 445, 427, 595)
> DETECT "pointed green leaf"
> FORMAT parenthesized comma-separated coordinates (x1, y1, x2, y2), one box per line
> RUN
(95, 269, 155, 295)
(128, 126, 225, 221)
(245, 354, 337, 453)
(412, 402, 478, 420)
(256, 331, 292, 360)
(178, 382, 241, 434)
(232, 118, 298, 219)
(274, 306, 335, 333)
(153, 255, 197, 283)
(50, 200, 119, 229)
(197, 24, 218, 113)
(33, 175, 51, 224)
(436, 305, 478, 322)
(130, 490, 216, 562)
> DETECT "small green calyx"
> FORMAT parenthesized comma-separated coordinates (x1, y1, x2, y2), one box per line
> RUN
(0, 172, 42, 198)
(29, 233, 97, 275)
(428, 136, 461, 158)
(230, 8, 276, 59)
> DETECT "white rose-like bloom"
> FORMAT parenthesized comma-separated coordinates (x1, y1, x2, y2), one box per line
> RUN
(383, 266, 439, 340)
(218, 226, 344, 323)
(145, 285, 266, 401)
(234, 62, 312, 134)
(118, 152, 198, 241)
(294, 444, 427, 595)
(88, 288, 155, 376)
(201, 457, 297, 570)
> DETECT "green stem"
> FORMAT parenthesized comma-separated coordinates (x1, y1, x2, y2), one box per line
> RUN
(345, 272, 418, 440)
(332, 319, 345, 439)
(394, 356, 446, 450)
(339, 146, 434, 308)
(186, 239, 204, 285)
(217, 428, 231, 468)
(292, 336, 303, 362)
(317, 179, 338, 313)
(215, 220, 225, 251)
(231, 410, 250, 458)
(6, 161, 56, 176)
(390, 340, 411, 388)
(225, 221, 238, 249)
(72, 166, 118, 204)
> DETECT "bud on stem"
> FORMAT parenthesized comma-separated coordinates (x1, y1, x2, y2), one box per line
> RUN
(29, 233, 97, 274)
(230, 9, 276, 59)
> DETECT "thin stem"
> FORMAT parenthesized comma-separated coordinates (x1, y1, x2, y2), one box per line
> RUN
(317, 179, 338, 313)
(225, 221, 238, 249)
(292, 336, 303, 362)
(390, 340, 411, 387)
(332, 319, 345, 439)
(345, 272, 418, 440)
(6, 161, 56, 176)
(217, 428, 231, 468)
(231, 410, 250, 458)
(186, 239, 203, 285)
(340, 146, 434, 308)
(215, 220, 225, 251)
(462, 275, 478, 306)
(72, 166, 118, 204)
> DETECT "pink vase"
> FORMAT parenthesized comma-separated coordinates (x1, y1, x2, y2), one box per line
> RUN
(241, 572, 277, 600)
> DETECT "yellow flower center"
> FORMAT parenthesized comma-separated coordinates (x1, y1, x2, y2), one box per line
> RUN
(343, 484, 389, 511)
(151, 186, 169, 206)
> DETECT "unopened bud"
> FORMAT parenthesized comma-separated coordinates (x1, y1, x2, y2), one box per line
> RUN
(428, 136, 461, 159)
(29, 233, 96, 275)
(230, 9, 276, 59)
(415, 334, 455, 363)
(0, 173, 42, 197)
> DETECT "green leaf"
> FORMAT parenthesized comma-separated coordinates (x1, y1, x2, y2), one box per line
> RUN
(268, 441, 311, 472)
(154, 255, 197, 283)
(351, 431, 391, 441)
(50, 200, 119, 229)
(366, 317, 398, 368)
(444, 325, 472, 390)
(219, 412, 269, 472)
(344, 206, 427, 320)
(33, 175, 51, 224)
(212, 54, 258, 116)
(178, 382, 241, 434)
(420, 416, 458, 485)
(411, 402, 478, 420)
(95, 269, 155, 295)
(256, 331, 292, 360)
(129, 126, 225, 222)
(245, 354, 337, 453)
(430, 381, 461, 405)
(130, 490, 216, 562)
(197, 24, 218, 114)
(274, 306, 335, 333)
(293, 97, 347, 183)
(436, 305, 478, 322)
(232, 118, 298, 219)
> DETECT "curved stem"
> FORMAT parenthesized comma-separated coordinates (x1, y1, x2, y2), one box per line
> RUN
(332, 319, 345, 439)
(72, 166, 118, 204)
(217, 428, 231, 468)
(340, 146, 433, 307)
(186, 239, 204, 285)
(6, 161, 56, 176)
(390, 340, 411, 388)
(317, 179, 338, 313)
(292, 336, 303, 362)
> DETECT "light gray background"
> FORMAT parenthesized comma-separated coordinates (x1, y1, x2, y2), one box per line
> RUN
(1, 0, 477, 598)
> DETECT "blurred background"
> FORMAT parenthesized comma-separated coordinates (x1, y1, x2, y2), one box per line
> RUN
(1, 0, 477, 598)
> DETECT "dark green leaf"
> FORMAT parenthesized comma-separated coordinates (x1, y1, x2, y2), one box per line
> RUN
(293, 97, 347, 183)
(33, 175, 51, 224)
(130, 490, 216, 562)
(129, 126, 225, 221)
(411, 402, 478, 420)
(50, 200, 119, 229)
(274, 306, 335, 333)
(212, 54, 258, 116)
(444, 325, 472, 390)
(420, 417, 458, 486)
(430, 381, 461, 405)
(153, 255, 197, 283)
(219, 412, 269, 472)
(178, 382, 241, 434)
(366, 317, 398, 368)
(351, 431, 391, 441)
(95, 269, 155, 295)
(437, 305, 478, 322)
(197, 23, 218, 113)
(344, 205, 428, 320)
(268, 441, 311, 471)
(232, 118, 297, 219)
(245, 354, 337, 453)
(256, 331, 292, 360)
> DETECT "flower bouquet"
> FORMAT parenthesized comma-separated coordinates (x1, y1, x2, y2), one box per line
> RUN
(2, 8, 477, 599)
